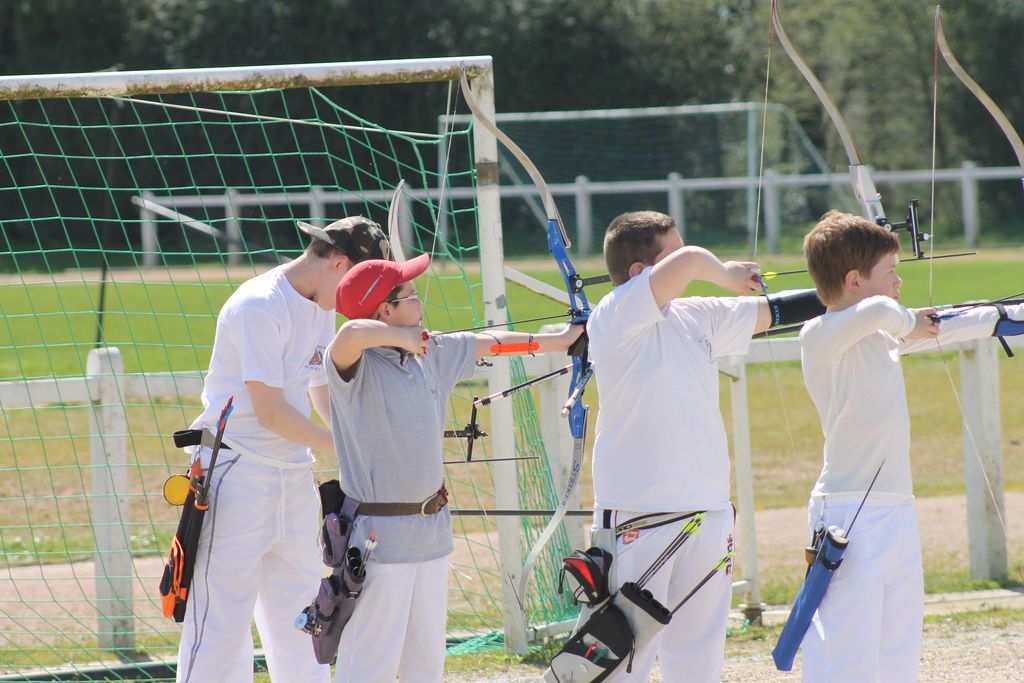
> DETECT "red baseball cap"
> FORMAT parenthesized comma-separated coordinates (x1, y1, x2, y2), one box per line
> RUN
(336, 253, 430, 319)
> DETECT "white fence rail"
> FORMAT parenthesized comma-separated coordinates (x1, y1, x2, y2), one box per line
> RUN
(3, 334, 1014, 642)
(137, 162, 1021, 264)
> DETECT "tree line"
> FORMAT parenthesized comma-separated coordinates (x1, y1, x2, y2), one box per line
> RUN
(2, 0, 1022, 257)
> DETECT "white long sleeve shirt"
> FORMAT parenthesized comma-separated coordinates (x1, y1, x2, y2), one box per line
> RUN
(800, 296, 1016, 500)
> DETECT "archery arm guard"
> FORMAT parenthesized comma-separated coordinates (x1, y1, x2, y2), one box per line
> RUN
(993, 303, 1024, 338)
(991, 303, 1024, 358)
(765, 288, 826, 328)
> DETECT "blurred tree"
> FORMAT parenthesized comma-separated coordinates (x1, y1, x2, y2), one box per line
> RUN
(1, 0, 1021, 245)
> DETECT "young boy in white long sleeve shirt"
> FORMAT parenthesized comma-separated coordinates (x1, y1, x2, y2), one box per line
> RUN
(798, 210, 1024, 682)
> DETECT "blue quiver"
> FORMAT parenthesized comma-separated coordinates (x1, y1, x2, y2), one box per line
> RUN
(772, 526, 849, 671)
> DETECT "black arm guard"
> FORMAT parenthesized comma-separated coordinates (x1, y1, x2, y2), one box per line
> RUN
(992, 303, 1023, 358)
(765, 288, 826, 328)
(992, 304, 1024, 338)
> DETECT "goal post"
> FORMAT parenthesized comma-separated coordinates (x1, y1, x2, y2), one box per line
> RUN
(0, 55, 576, 676)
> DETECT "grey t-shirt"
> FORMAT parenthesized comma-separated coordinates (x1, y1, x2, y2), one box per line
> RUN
(326, 333, 476, 563)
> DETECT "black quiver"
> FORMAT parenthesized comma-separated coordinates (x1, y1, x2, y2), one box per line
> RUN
(294, 479, 365, 665)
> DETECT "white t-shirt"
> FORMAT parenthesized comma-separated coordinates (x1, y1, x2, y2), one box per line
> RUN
(588, 268, 759, 512)
(800, 296, 1006, 500)
(191, 267, 333, 466)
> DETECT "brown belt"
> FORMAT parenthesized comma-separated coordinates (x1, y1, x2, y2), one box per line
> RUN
(356, 484, 448, 517)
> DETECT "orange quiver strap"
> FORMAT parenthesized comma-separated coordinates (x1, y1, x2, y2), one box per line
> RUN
(158, 397, 234, 622)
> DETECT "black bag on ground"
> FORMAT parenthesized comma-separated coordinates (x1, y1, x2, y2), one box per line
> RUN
(544, 581, 671, 683)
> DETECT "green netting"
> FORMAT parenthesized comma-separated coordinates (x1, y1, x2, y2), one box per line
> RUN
(0, 79, 576, 678)
(471, 104, 857, 255)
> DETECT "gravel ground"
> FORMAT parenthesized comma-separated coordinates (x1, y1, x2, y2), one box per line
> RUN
(4, 494, 1020, 680)
(445, 608, 1024, 682)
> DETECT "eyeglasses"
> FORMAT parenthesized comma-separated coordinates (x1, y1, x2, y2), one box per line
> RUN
(386, 293, 421, 305)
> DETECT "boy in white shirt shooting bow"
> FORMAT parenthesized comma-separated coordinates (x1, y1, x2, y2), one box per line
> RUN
(798, 210, 1024, 682)
(585, 210, 827, 682)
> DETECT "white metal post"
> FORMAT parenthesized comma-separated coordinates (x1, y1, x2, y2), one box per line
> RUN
(959, 338, 1008, 579)
(436, 143, 450, 251)
(960, 161, 979, 247)
(667, 171, 686, 242)
(724, 358, 763, 622)
(467, 68, 529, 655)
(399, 205, 415, 255)
(141, 191, 157, 267)
(87, 347, 134, 651)
(746, 107, 758, 257)
(225, 188, 241, 265)
(574, 175, 592, 257)
(309, 185, 325, 225)
(763, 170, 780, 254)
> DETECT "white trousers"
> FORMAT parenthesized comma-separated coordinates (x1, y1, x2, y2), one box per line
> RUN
(333, 554, 449, 683)
(176, 451, 329, 683)
(598, 507, 734, 683)
(801, 498, 924, 683)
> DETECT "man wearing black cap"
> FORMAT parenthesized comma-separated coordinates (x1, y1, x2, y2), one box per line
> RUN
(175, 217, 389, 683)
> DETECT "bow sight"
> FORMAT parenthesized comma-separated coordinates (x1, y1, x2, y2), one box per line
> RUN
(880, 199, 928, 259)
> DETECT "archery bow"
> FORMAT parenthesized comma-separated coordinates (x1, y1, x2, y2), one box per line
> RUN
(458, 70, 595, 609)
(770, 1, 941, 258)
(935, 7, 1024, 192)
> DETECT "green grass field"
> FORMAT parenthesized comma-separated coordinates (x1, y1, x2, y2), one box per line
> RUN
(2, 250, 1022, 512)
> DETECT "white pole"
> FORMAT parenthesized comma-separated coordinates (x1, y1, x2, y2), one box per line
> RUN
(746, 107, 758, 258)
(0, 57, 494, 100)
(574, 175, 592, 258)
(959, 338, 1008, 579)
(437, 144, 450, 252)
(467, 68, 528, 655)
(960, 161, 979, 247)
(667, 172, 686, 242)
(309, 185, 325, 224)
(725, 358, 763, 623)
(87, 347, 134, 651)
(764, 170, 780, 254)
(141, 191, 157, 267)
(225, 188, 241, 266)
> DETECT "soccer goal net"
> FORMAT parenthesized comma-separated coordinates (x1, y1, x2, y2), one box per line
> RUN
(0, 57, 577, 678)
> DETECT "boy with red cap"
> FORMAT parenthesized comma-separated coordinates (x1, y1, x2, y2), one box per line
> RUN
(324, 254, 583, 682)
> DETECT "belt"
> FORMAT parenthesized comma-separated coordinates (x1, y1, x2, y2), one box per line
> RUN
(356, 484, 449, 517)
(600, 510, 702, 536)
(173, 428, 231, 451)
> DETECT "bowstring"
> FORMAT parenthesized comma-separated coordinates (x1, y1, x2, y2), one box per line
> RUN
(755, 0, 800, 458)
